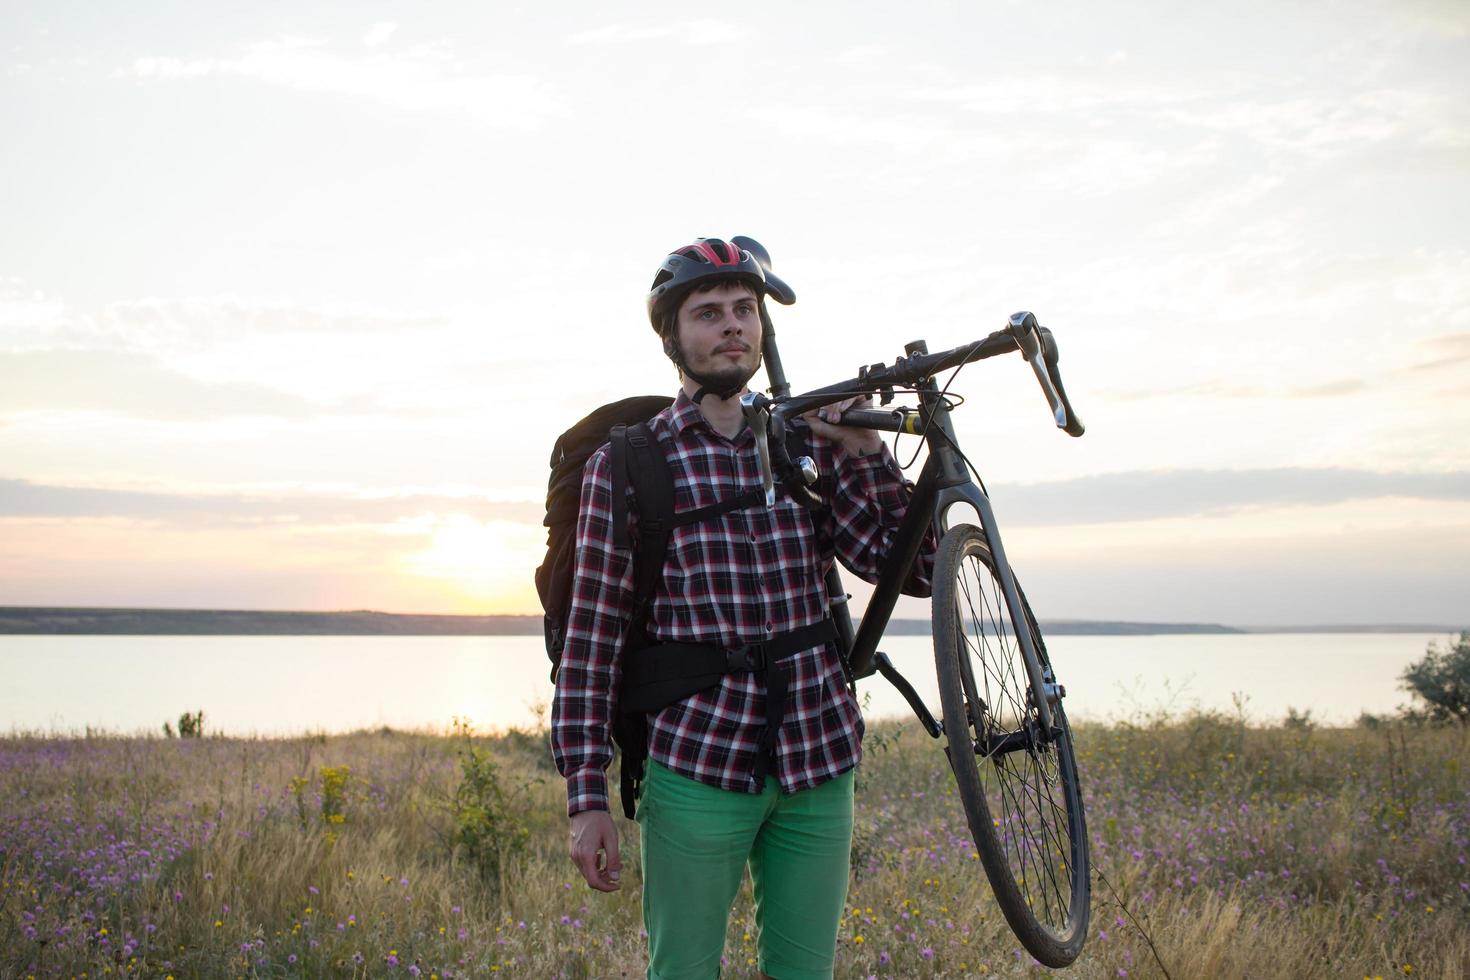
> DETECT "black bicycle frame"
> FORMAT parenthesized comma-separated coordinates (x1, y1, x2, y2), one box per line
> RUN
(763, 335, 1067, 740)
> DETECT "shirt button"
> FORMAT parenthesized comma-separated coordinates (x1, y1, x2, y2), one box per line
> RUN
(765, 623, 774, 633)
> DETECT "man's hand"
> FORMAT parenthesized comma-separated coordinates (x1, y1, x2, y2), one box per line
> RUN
(803, 394, 883, 458)
(569, 810, 622, 892)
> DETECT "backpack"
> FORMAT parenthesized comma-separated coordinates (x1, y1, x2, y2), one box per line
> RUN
(535, 394, 674, 681)
(535, 395, 835, 816)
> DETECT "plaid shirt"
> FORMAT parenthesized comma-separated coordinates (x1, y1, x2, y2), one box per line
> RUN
(552, 391, 934, 815)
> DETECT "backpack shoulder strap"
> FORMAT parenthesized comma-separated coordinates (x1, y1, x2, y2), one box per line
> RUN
(610, 421, 676, 629)
(609, 425, 631, 551)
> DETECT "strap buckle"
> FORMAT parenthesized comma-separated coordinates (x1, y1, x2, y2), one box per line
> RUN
(724, 644, 766, 672)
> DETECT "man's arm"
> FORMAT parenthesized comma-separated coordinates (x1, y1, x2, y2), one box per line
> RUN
(550, 445, 633, 888)
(806, 398, 935, 596)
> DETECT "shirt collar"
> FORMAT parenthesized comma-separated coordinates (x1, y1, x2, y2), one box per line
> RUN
(668, 388, 752, 445)
(668, 389, 705, 437)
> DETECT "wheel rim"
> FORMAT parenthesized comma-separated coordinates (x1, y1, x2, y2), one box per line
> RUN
(950, 540, 1085, 943)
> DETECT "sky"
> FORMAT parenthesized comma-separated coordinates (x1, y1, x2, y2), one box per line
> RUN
(1, 0, 1467, 626)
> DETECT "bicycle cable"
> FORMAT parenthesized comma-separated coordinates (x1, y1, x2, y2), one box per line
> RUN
(894, 360, 966, 471)
(1092, 863, 1175, 980)
(893, 361, 991, 499)
(926, 415, 990, 500)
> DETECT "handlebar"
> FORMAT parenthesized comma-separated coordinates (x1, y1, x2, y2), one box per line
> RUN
(766, 312, 1085, 437)
(738, 313, 1084, 513)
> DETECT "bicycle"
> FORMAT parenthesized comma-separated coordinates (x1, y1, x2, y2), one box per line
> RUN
(734, 239, 1091, 967)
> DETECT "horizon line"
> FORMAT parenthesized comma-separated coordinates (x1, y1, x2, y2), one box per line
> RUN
(1, 605, 1462, 636)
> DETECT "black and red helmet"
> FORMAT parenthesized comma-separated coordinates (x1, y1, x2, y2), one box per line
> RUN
(646, 238, 795, 333)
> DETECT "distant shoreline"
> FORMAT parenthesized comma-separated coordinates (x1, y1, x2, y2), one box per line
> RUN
(0, 606, 1459, 637)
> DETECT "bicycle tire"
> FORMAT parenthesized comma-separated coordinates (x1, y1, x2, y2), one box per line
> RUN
(932, 523, 1090, 967)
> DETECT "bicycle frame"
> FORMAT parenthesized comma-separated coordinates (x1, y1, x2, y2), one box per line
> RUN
(758, 326, 1082, 742)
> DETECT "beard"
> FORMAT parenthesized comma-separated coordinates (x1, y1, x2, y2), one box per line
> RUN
(677, 339, 763, 400)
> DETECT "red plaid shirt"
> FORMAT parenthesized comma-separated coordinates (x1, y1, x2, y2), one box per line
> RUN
(552, 392, 934, 815)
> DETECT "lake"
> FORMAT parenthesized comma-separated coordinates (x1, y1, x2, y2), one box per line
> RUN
(0, 632, 1447, 737)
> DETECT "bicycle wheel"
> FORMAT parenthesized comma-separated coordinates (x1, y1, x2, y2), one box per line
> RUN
(932, 523, 1090, 967)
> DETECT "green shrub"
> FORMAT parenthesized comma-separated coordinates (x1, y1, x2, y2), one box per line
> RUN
(167, 709, 206, 738)
(448, 721, 534, 890)
(1400, 631, 1470, 725)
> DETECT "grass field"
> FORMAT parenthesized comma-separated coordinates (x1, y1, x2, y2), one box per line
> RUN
(2, 710, 1466, 978)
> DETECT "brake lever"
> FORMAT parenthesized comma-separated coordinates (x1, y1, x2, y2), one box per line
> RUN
(771, 414, 824, 511)
(739, 393, 778, 507)
(1006, 311, 1084, 437)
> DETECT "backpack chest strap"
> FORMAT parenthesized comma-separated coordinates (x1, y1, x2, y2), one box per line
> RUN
(669, 487, 765, 527)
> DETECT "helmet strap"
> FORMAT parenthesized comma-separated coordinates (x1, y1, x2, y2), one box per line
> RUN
(683, 352, 764, 403)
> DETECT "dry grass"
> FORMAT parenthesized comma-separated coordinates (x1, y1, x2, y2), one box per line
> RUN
(1, 712, 1466, 978)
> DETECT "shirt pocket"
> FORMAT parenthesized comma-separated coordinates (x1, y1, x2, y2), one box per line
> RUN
(765, 496, 824, 593)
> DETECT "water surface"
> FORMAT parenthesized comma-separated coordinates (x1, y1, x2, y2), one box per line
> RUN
(0, 632, 1442, 736)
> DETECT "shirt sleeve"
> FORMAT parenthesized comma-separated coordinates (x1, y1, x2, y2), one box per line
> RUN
(550, 445, 633, 816)
(823, 440, 936, 597)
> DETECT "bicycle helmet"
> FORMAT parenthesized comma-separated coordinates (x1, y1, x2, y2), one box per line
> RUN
(646, 238, 795, 334)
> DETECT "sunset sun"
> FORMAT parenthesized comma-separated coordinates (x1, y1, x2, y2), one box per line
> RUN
(403, 514, 543, 613)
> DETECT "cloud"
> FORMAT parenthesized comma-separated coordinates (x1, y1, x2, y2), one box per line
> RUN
(1151, 173, 1288, 235)
(907, 73, 1204, 116)
(3, 294, 444, 355)
(8, 468, 1467, 531)
(567, 20, 748, 46)
(900, 66, 1467, 198)
(566, 24, 668, 45)
(0, 350, 319, 420)
(362, 22, 397, 48)
(990, 467, 1470, 527)
(0, 279, 66, 333)
(763, 77, 1219, 195)
(749, 103, 969, 155)
(1289, 379, 1369, 398)
(130, 36, 567, 129)
(1101, 325, 1470, 402)
(1161, 88, 1468, 155)
(1411, 332, 1470, 371)
(832, 45, 886, 65)
(130, 55, 214, 80)
(1100, 380, 1269, 401)
(0, 297, 493, 419)
(0, 478, 541, 526)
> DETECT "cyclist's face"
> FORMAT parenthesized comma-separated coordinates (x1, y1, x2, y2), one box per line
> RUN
(675, 284, 763, 384)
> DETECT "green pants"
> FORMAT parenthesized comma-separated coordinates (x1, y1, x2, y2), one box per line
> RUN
(636, 760, 855, 980)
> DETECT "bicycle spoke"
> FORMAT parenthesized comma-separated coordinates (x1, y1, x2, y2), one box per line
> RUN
(993, 745, 1065, 926)
(955, 547, 1080, 929)
(935, 525, 1089, 964)
(1002, 748, 1071, 923)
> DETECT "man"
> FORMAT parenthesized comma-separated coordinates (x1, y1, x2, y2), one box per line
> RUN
(551, 238, 933, 980)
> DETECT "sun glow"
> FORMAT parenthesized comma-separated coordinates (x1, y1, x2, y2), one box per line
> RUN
(402, 514, 544, 614)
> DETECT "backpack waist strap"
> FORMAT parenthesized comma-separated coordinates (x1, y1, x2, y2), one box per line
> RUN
(620, 617, 838, 712)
